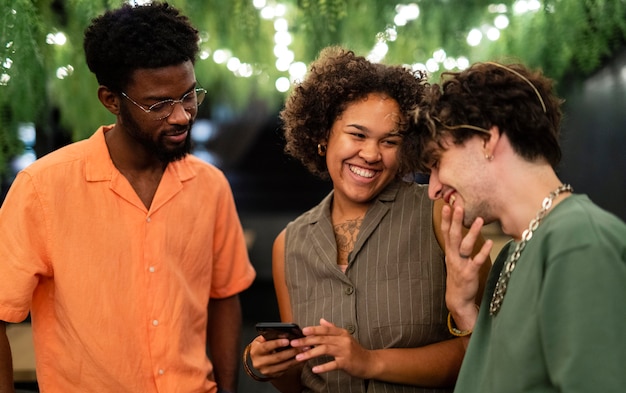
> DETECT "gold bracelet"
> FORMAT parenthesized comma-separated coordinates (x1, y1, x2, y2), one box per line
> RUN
(242, 343, 272, 382)
(447, 305, 479, 337)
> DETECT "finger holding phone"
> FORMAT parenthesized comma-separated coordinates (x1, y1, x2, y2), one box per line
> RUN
(244, 323, 307, 381)
(290, 318, 374, 378)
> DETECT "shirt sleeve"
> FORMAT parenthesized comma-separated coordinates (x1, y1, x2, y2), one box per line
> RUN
(208, 173, 255, 299)
(0, 171, 53, 322)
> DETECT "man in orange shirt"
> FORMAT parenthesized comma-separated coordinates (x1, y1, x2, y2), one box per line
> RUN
(0, 2, 255, 392)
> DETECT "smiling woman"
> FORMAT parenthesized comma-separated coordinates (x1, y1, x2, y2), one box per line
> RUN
(1, 0, 626, 178)
(241, 45, 492, 393)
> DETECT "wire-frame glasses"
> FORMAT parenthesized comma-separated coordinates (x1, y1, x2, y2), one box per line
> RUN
(121, 87, 207, 121)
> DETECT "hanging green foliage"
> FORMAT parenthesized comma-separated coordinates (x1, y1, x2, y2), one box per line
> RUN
(1, 0, 625, 178)
(1, 0, 45, 169)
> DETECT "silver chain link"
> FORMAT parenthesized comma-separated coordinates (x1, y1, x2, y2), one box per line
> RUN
(489, 184, 574, 316)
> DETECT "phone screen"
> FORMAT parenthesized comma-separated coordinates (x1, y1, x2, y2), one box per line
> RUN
(255, 322, 304, 343)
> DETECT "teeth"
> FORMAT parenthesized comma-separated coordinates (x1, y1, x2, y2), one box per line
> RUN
(349, 165, 375, 178)
(449, 195, 456, 206)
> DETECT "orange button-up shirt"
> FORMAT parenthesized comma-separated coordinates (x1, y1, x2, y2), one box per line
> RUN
(0, 126, 256, 392)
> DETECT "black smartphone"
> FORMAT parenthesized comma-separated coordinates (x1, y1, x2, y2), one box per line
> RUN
(255, 322, 304, 349)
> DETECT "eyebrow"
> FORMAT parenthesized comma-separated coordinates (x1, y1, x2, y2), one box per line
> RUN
(346, 123, 403, 137)
(346, 123, 367, 131)
(143, 83, 198, 102)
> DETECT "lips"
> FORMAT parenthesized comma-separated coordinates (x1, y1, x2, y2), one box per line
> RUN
(349, 164, 376, 178)
(164, 130, 188, 144)
(444, 190, 457, 206)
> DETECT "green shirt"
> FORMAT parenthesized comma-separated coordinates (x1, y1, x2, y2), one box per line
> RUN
(456, 194, 626, 393)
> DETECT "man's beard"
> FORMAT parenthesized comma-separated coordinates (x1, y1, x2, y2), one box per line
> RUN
(120, 104, 193, 163)
(158, 132, 192, 163)
(463, 199, 496, 228)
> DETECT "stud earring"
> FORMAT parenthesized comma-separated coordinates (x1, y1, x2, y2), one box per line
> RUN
(318, 143, 327, 156)
(485, 154, 494, 161)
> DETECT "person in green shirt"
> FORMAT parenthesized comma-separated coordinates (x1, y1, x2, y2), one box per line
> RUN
(406, 61, 626, 392)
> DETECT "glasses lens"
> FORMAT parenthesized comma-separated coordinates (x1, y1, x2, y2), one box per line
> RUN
(148, 101, 174, 120)
(182, 90, 198, 110)
(143, 88, 207, 120)
(195, 88, 206, 106)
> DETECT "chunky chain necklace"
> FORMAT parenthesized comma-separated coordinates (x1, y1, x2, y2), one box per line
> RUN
(489, 184, 574, 316)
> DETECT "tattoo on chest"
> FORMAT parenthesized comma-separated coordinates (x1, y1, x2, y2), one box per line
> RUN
(334, 217, 363, 265)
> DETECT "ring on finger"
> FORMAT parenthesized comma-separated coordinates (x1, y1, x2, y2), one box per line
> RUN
(459, 253, 471, 259)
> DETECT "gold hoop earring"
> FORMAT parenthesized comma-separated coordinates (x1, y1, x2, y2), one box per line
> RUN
(318, 143, 327, 156)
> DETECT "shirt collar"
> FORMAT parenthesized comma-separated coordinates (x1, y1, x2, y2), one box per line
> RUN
(84, 124, 196, 183)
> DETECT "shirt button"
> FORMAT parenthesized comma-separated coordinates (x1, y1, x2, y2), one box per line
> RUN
(148, 266, 155, 273)
(346, 324, 356, 334)
(146, 217, 151, 223)
(344, 286, 354, 295)
(158, 369, 165, 375)
(152, 320, 159, 326)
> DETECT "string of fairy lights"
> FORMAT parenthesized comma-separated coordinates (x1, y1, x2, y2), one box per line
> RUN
(229, 0, 541, 92)
(1, 0, 543, 172)
(9, 0, 542, 93)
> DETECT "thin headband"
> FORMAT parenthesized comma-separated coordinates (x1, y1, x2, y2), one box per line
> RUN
(484, 62, 547, 113)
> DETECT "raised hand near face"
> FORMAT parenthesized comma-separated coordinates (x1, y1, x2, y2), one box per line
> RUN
(441, 204, 492, 330)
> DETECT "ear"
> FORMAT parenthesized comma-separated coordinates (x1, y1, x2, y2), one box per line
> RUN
(482, 125, 501, 158)
(97, 86, 121, 116)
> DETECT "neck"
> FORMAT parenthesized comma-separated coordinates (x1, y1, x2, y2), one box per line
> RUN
(105, 125, 166, 173)
(497, 167, 570, 240)
(513, 184, 572, 241)
(331, 196, 370, 224)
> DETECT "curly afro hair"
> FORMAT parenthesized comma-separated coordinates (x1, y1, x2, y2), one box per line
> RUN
(280, 46, 428, 180)
(83, 2, 199, 92)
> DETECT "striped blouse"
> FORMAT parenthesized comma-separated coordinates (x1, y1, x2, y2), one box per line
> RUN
(285, 179, 453, 393)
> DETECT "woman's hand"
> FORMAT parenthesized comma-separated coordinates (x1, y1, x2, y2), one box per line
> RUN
(249, 335, 304, 379)
(290, 318, 375, 379)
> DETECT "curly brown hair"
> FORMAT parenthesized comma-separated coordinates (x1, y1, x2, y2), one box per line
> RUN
(407, 62, 564, 173)
(280, 46, 428, 180)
